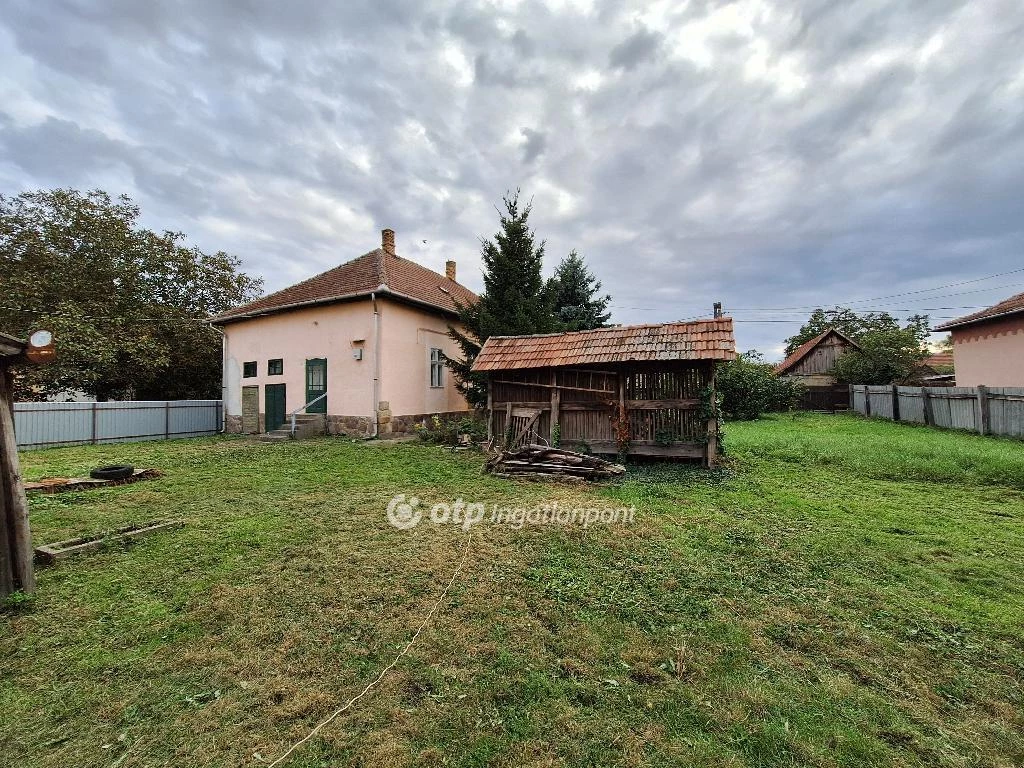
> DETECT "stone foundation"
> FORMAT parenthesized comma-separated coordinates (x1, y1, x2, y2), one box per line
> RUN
(226, 410, 472, 438)
(327, 415, 375, 437)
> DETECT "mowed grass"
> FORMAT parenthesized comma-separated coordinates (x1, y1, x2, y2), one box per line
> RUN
(0, 414, 1021, 767)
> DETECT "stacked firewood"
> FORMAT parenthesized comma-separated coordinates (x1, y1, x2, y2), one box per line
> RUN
(485, 444, 626, 481)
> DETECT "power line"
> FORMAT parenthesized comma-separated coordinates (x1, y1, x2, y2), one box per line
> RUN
(612, 266, 1024, 314)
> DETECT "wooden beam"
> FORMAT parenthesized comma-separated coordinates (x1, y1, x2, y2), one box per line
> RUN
(549, 370, 560, 445)
(561, 439, 705, 458)
(705, 361, 718, 468)
(486, 379, 493, 443)
(0, 365, 35, 596)
(491, 379, 615, 395)
(976, 384, 991, 435)
(0, 444, 14, 597)
(626, 398, 699, 410)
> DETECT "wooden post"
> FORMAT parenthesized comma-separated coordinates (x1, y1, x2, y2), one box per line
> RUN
(922, 388, 934, 426)
(164, 401, 171, 439)
(976, 385, 990, 436)
(891, 384, 901, 422)
(504, 401, 512, 447)
(0, 365, 35, 597)
(486, 380, 493, 443)
(864, 386, 872, 417)
(549, 370, 560, 445)
(91, 401, 98, 444)
(705, 362, 718, 467)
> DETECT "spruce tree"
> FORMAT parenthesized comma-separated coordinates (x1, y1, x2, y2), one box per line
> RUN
(547, 250, 612, 331)
(448, 192, 557, 406)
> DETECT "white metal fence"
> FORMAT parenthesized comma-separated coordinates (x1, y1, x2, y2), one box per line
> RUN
(14, 400, 223, 450)
(850, 385, 1024, 438)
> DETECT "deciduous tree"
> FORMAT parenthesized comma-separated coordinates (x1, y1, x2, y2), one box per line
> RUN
(0, 189, 262, 401)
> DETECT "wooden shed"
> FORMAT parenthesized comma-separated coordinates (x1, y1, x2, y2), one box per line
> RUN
(775, 328, 860, 411)
(471, 319, 736, 466)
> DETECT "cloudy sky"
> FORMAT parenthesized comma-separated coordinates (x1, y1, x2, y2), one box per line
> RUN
(2, 0, 1022, 357)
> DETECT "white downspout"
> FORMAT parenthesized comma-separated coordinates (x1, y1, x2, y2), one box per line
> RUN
(370, 292, 382, 438)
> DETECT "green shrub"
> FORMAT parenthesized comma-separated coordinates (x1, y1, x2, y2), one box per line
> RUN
(717, 352, 803, 421)
(413, 413, 488, 445)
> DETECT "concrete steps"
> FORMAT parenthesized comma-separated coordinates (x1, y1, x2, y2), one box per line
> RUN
(257, 413, 326, 442)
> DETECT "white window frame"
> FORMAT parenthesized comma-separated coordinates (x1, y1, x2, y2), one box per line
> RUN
(429, 347, 444, 388)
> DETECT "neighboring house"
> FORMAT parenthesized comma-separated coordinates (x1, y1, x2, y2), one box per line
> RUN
(934, 291, 1024, 386)
(775, 328, 860, 411)
(906, 351, 955, 386)
(211, 229, 477, 437)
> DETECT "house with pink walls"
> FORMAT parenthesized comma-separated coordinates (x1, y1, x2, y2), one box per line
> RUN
(211, 229, 477, 437)
(934, 291, 1024, 387)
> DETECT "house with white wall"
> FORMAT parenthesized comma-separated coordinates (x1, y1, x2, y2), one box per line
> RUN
(211, 229, 477, 437)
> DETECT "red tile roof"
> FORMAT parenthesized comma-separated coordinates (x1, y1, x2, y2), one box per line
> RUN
(471, 318, 736, 372)
(933, 291, 1024, 331)
(211, 248, 477, 323)
(775, 328, 860, 375)
(923, 351, 954, 368)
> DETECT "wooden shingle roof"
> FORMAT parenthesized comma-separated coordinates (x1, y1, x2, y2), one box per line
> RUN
(471, 319, 736, 372)
(212, 248, 477, 324)
(934, 291, 1024, 331)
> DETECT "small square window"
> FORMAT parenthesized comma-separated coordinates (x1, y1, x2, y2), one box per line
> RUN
(268, 359, 283, 375)
(429, 348, 444, 388)
(243, 361, 257, 378)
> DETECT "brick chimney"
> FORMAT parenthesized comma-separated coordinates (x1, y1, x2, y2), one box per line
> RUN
(381, 228, 395, 255)
(445, 260, 456, 281)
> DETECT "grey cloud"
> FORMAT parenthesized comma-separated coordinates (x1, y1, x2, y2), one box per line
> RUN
(520, 128, 546, 164)
(608, 27, 663, 70)
(0, 0, 1022, 355)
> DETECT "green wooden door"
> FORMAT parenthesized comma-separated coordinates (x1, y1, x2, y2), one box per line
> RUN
(305, 358, 327, 413)
(265, 384, 286, 432)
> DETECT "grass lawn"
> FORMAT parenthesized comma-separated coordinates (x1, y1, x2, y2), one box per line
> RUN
(2, 414, 1022, 767)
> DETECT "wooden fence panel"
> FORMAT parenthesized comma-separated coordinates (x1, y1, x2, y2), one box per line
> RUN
(866, 385, 894, 419)
(945, 388, 979, 431)
(852, 386, 867, 413)
(896, 387, 926, 424)
(851, 385, 1024, 439)
(988, 388, 1024, 437)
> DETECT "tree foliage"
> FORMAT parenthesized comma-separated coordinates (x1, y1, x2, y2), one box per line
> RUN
(546, 250, 611, 331)
(0, 189, 262, 401)
(785, 307, 931, 385)
(717, 351, 804, 421)
(448, 192, 559, 407)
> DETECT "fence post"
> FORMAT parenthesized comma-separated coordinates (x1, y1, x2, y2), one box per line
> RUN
(891, 385, 900, 422)
(922, 388, 933, 426)
(91, 402, 98, 445)
(864, 387, 872, 417)
(976, 385, 990, 436)
(164, 401, 171, 440)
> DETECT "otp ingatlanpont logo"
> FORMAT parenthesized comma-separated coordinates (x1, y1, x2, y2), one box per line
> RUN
(385, 493, 422, 529)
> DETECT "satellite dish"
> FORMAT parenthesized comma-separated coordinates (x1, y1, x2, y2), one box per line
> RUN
(29, 330, 53, 347)
(25, 329, 55, 364)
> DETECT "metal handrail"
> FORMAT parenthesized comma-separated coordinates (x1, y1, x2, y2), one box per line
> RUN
(289, 392, 327, 436)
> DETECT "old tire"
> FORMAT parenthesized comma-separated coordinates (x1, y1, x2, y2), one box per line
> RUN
(90, 464, 134, 481)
